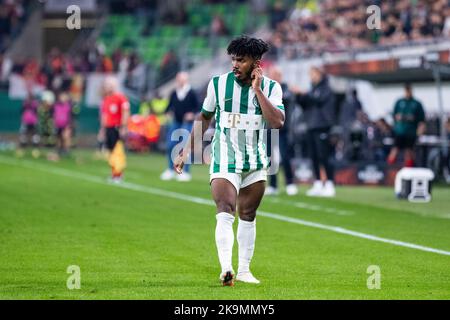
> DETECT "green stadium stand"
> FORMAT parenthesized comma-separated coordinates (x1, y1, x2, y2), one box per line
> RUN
(96, 2, 266, 84)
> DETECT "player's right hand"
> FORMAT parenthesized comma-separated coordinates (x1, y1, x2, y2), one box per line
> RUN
(173, 153, 185, 174)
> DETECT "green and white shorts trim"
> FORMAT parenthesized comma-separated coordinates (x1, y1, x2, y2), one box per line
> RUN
(210, 170, 267, 194)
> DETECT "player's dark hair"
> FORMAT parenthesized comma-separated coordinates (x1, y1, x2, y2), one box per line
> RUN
(227, 36, 269, 60)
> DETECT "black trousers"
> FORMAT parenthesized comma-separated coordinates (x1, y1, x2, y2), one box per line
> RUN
(267, 130, 295, 188)
(105, 127, 120, 151)
(306, 128, 334, 181)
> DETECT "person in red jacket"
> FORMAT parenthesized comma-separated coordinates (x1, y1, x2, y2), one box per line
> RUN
(99, 76, 130, 182)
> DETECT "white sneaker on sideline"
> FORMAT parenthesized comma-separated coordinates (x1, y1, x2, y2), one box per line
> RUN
(286, 184, 299, 196)
(321, 180, 336, 197)
(236, 271, 260, 284)
(176, 172, 192, 182)
(306, 180, 323, 197)
(160, 169, 175, 181)
(264, 186, 279, 196)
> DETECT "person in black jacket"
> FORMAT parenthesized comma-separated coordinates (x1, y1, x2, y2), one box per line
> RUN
(160, 72, 199, 182)
(265, 66, 298, 196)
(291, 66, 336, 197)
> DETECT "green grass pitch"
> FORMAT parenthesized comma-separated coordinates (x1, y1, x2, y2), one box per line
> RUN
(0, 149, 449, 299)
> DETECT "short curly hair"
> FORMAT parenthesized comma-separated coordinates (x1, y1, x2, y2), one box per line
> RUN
(227, 35, 269, 60)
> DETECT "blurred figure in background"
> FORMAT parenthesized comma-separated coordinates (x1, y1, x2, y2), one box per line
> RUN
(99, 76, 130, 182)
(339, 88, 363, 128)
(53, 92, 73, 157)
(150, 90, 169, 126)
(139, 93, 153, 117)
(265, 66, 298, 196)
(374, 118, 393, 162)
(38, 90, 56, 149)
(18, 91, 40, 157)
(387, 83, 426, 167)
(291, 66, 336, 197)
(338, 88, 364, 161)
(160, 72, 199, 182)
(159, 50, 180, 85)
(144, 91, 169, 152)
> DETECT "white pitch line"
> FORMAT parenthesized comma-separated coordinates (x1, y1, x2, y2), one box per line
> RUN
(266, 197, 354, 216)
(1, 155, 450, 257)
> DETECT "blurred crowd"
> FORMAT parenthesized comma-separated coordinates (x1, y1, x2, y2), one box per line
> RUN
(3, 44, 149, 90)
(268, 0, 450, 58)
(4, 0, 449, 177)
(0, 0, 30, 53)
(18, 89, 79, 161)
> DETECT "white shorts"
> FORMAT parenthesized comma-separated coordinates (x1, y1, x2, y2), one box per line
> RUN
(210, 170, 267, 194)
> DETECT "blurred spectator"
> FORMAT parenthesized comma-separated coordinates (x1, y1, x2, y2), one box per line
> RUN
(139, 91, 169, 125)
(99, 76, 130, 182)
(210, 15, 229, 36)
(18, 91, 40, 151)
(124, 52, 147, 93)
(53, 92, 73, 156)
(265, 66, 298, 196)
(161, 0, 187, 25)
(38, 90, 56, 147)
(160, 72, 199, 182)
(97, 54, 114, 73)
(150, 91, 169, 122)
(159, 49, 180, 85)
(339, 88, 365, 161)
(387, 83, 426, 167)
(373, 118, 393, 162)
(0, 52, 12, 85)
(443, 6, 450, 36)
(269, 0, 287, 30)
(291, 66, 336, 197)
(339, 88, 363, 128)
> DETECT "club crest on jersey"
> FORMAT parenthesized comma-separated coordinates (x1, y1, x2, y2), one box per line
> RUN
(252, 96, 260, 108)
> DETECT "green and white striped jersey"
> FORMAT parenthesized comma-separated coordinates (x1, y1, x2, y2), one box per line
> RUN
(201, 72, 284, 174)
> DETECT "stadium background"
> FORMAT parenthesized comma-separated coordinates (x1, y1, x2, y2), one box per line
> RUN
(1, 0, 449, 185)
(1, 0, 450, 300)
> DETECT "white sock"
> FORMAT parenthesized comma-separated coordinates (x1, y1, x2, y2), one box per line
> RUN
(215, 212, 235, 274)
(237, 218, 256, 274)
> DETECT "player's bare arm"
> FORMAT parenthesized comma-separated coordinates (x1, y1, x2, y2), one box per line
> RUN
(251, 66, 285, 129)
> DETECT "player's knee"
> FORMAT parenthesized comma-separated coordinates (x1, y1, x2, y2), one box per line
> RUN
(239, 208, 256, 221)
(216, 200, 236, 214)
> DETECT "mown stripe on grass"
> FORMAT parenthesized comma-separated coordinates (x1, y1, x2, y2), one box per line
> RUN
(1, 155, 450, 257)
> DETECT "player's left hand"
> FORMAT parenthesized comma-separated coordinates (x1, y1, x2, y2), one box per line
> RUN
(251, 66, 263, 91)
(173, 153, 185, 174)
